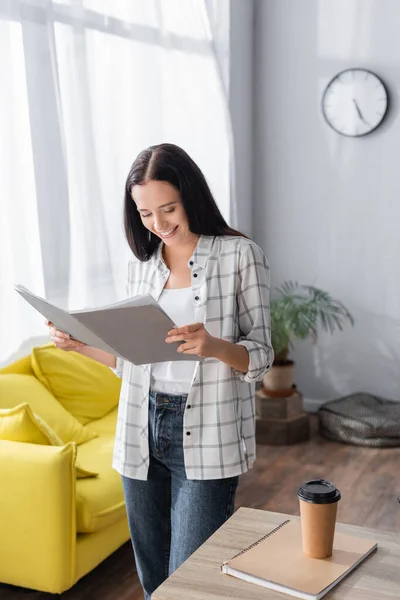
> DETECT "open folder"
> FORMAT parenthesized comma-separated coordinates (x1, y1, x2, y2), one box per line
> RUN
(15, 284, 196, 365)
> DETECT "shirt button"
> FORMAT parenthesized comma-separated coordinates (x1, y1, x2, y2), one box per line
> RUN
(189, 261, 194, 266)
(186, 431, 191, 436)
(193, 273, 198, 278)
(187, 405, 191, 409)
(195, 296, 199, 301)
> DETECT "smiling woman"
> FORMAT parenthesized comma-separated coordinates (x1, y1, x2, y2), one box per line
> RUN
(123, 143, 242, 261)
(134, 180, 193, 245)
(48, 142, 273, 600)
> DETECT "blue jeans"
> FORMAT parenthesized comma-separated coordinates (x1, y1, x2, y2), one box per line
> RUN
(122, 389, 239, 600)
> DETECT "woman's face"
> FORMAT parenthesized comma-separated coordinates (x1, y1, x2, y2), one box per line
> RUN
(132, 180, 197, 247)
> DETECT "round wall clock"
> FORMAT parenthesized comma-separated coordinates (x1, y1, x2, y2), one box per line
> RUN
(322, 68, 388, 137)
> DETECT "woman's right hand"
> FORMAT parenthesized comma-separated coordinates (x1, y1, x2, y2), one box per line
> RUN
(45, 320, 85, 352)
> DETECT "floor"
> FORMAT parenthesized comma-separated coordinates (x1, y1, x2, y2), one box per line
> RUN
(1, 418, 399, 600)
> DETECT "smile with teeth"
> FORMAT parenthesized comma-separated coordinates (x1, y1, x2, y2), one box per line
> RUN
(156, 226, 178, 238)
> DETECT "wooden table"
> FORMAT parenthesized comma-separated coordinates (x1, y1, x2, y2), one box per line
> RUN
(153, 507, 400, 600)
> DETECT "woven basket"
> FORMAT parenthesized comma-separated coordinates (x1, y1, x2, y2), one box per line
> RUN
(318, 392, 400, 448)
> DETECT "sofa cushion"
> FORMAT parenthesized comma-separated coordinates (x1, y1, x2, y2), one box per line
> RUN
(0, 403, 54, 445)
(0, 403, 97, 478)
(85, 407, 118, 436)
(0, 374, 96, 446)
(31, 345, 121, 425)
(0, 354, 34, 375)
(75, 433, 125, 533)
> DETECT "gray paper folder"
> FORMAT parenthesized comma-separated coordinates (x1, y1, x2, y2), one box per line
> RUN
(15, 284, 195, 365)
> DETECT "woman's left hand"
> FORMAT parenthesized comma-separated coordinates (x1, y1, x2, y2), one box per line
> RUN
(165, 323, 219, 358)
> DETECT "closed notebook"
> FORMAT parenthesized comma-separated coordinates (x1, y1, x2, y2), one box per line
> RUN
(221, 520, 377, 600)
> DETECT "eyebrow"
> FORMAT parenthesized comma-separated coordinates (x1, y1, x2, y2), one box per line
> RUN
(138, 201, 177, 213)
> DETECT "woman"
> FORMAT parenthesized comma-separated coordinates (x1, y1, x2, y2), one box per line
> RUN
(48, 143, 273, 599)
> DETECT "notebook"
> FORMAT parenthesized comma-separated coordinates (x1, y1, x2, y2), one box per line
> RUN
(15, 284, 195, 365)
(221, 520, 377, 600)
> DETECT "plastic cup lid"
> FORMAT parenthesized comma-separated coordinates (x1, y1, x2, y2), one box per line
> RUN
(297, 479, 341, 504)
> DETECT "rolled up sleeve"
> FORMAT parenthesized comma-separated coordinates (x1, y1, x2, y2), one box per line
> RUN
(235, 243, 274, 383)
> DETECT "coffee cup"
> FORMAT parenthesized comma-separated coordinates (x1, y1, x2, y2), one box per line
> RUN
(297, 479, 341, 559)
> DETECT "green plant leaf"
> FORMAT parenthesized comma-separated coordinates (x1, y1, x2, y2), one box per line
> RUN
(270, 281, 354, 363)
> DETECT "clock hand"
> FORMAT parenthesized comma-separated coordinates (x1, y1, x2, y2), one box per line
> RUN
(353, 98, 363, 119)
(353, 99, 370, 126)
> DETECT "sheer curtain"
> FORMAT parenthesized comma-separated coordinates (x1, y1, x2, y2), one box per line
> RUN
(0, 0, 234, 364)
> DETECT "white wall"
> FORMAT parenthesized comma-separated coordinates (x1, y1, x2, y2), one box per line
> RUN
(205, 0, 254, 234)
(254, 0, 400, 405)
(206, 0, 255, 236)
(229, 0, 255, 236)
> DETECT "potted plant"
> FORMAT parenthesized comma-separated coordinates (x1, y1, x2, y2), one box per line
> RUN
(263, 281, 354, 394)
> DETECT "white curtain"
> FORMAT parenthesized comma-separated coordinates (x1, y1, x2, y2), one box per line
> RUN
(0, 0, 234, 364)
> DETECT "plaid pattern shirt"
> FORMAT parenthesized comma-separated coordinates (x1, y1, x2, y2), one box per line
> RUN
(112, 235, 273, 480)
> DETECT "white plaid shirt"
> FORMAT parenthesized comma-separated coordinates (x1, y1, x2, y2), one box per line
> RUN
(112, 235, 273, 480)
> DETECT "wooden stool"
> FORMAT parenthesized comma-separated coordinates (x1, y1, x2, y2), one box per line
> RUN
(255, 387, 310, 444)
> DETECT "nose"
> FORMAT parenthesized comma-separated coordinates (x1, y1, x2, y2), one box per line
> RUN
(153, 213, 168, 232)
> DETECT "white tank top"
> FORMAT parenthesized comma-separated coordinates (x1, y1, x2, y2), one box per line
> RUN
(150, 287, 197, 395)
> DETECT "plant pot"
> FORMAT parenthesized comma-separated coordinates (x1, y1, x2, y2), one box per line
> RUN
(262, 362, 294, 393)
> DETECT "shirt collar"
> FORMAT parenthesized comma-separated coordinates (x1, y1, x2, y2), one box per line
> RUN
(190, 235, 214, 269)
(154, 243, 168, 273)
(154, 235, 215, 271)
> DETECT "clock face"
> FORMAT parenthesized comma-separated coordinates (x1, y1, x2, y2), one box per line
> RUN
(322, 69, 388, 137)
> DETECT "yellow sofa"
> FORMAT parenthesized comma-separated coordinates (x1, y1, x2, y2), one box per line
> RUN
(0, 347, 130, 594)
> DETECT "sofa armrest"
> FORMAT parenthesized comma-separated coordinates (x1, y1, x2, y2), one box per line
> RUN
(0, 440, 77, 593)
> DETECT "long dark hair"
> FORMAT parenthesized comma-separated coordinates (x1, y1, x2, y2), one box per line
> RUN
(123, 143, 245, 261)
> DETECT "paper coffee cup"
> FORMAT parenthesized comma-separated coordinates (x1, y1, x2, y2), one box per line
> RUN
(297, 479, 341, 559)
